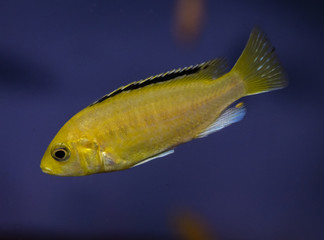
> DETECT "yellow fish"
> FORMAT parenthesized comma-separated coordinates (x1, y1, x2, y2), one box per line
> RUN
(41, 28, 287, 176)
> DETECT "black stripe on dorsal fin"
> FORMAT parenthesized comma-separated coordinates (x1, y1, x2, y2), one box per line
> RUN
(89, 59, 227, 107)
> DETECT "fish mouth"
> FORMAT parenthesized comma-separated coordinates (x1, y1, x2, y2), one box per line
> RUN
(40, 166, 54, 175)
(40, 165, 70, 176)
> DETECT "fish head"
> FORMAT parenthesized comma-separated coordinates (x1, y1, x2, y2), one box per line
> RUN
(40, 122, 104, 176)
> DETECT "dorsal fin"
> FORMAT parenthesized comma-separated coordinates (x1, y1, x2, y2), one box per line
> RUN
(89, 58, 228, 107)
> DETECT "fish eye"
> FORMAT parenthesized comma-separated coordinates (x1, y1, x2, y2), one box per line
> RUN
(51, 145, 70, 162)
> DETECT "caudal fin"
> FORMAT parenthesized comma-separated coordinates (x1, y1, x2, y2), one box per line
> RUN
(232, 27, 288, 95)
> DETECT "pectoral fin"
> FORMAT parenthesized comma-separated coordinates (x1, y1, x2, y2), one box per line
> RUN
(132, 149, 175, 168)
(197, 102, 246, 138)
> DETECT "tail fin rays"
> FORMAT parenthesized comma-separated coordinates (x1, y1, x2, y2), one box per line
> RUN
(232, 27, 288, 95)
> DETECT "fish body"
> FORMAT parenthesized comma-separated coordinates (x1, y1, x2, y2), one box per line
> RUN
(41, 28, 287, 176)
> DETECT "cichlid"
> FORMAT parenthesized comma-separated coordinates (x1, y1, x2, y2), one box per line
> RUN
(41, 28, 287, 176)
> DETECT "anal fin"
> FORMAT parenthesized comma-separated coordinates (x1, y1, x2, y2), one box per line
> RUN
(197, 102, 246, 138)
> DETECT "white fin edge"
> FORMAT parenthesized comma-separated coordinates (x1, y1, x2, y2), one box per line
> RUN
(132, 149, 175, 168)
(197, 103, 246, 138)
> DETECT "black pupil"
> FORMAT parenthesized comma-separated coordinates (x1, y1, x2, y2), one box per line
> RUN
(55, 150, 66, 159)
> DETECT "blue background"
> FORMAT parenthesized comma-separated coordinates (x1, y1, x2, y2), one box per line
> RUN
(0, 1, 323, 239)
